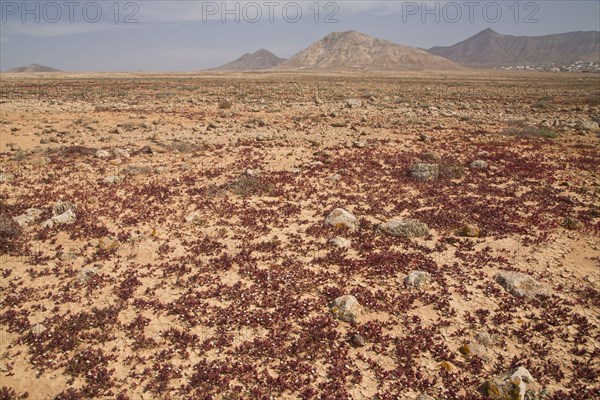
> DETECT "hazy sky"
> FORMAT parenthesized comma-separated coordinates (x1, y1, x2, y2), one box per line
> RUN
(1, 0, 599, 71)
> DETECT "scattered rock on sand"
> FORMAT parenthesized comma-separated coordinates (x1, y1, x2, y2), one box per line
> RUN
(378, 219, 428, 238)
(324, 208, 359, 231)
(330, 295, 361, 323)
(480, 367, 535, 400)
(494, 271, 548, 298)
(410, 163, 439, 181)
(404, 271, 432, 289)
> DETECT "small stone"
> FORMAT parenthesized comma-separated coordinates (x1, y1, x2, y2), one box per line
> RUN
(113, 148, 130, 158)
(329, 236, 351, 250)
(577, 120, 599, 132)
(0, 173, 15, 183)
(404, 271, 432, 289)
(480, 367, 535, 400)
(78, 267, 98, 284)
(423, 151, 441, 162)
(410, 163, 439, 181)
(330, 295, 361, 323)
(494, 271, 548, 298)
(30, 323, 47, 336)
(324, 208, 359, 231)
(378, 219, 429, 238)
(42, 209, 76, 228)
(458, 223, 480, 237)
(95, 149, 110, 159)
(52, 201, 76, 216)
(470, 159, 488, 170)
(563, 217, 583, 230)
(345, 99, 362, 108)
(349, 333, 366, 347)
(416, 395, 436, 400)
(13, 208, 42, 227)
(103, 175, 123, 185)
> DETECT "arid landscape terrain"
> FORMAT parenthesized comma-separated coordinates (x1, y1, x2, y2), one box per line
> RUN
(0, 69, 599, 400)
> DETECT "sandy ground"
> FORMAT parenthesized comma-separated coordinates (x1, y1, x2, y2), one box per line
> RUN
(0, 71, 598, 399)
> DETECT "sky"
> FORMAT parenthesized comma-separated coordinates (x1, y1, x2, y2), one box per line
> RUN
(1, 0, 599, 71)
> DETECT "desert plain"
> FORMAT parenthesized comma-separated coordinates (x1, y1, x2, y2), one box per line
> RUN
(0, 71, 599, 399)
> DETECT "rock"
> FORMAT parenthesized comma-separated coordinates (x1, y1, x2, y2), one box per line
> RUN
(494, 271, 548, 298)
(185, 211, 202, 223)
(480, 367, 534, 400)
(13, 208, 42, 227)
(95, 149, 110, 159)
(404, 271, 432, 289)
(458, 224, 480, 237)
(352, 141, 367, 148)
(29, 323, 47, 336)
(78, 267, 98, 284)
(458, 341, 489, 361)
(423, 151, 441, 162)
(42, 209, 76, 228)
(470, 159, 488, 170)
(378, 219, 429, 238)
(0, 173, 15, 183)
(329, 236, 351, 250)
(52, 201, 76, 216)
(345, 99, 362, 108)
(416, 395, 436, 400)
(410, 163, 439, 181)
(103, 175, 123, 185)
(141, 145, 157, 154)
(419, 133, 431, 142)
(113, 148, 130, 158)
(349, 333, 366, 347)
(563, 216, 583, 230)
(577, 120, 599, 132)
(330, 295, 361, 323)
(324, 208, 359, 231)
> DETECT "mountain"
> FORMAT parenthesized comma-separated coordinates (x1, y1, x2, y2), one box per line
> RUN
(5, 63, 62, 73)
(211, 49, 285, 71)
(275, 30, 460, 71)
(428, 29, 600, 67)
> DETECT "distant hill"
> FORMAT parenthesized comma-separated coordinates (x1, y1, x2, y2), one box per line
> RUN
(211, 49, 285, 71)
(5, 63, 62, 73)
(275, 30, 460, 71)
(428, 29, 600, 67)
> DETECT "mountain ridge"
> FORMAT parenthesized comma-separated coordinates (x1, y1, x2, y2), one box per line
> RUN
(428, 29, 600, 67)
(274, 30, 461, 71)
(5, 63, 62, 73)
(211, 49, 285, 71)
